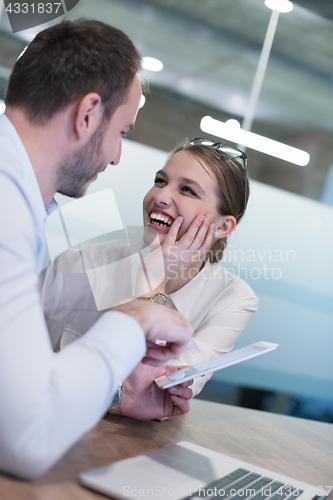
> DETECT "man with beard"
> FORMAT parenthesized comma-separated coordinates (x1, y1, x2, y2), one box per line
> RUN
(0, 20, 194, 479)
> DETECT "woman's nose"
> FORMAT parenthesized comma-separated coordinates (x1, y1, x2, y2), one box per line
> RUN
(153, 187, 173, 207)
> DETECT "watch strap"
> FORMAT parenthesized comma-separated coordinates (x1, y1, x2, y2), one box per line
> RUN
(140, 293, 168, 306)
(108, 382, 122, 415)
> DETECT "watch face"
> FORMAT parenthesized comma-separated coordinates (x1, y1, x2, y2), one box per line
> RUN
(153, 293, 168, 306)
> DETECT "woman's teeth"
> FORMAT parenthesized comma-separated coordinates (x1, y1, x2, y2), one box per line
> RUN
(150, 212, 173, 227)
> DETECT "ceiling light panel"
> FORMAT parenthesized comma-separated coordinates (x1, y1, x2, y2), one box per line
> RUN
(200, 116, 310, 166)
(142, 56, 164, 72)
(264, 0, 294, 13)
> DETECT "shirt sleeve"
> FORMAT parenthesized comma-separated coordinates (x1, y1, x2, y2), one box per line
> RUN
(0, 173, 146, 479)
(169, 281, 259, 397)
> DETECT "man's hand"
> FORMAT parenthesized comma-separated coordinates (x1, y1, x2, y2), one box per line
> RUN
(120, 362, 193, 420)
(113, 300, 197, 366)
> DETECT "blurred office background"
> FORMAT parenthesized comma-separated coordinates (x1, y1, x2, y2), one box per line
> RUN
(0, 0, 332, 421)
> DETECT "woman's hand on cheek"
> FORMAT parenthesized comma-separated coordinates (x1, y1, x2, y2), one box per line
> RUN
(162, 214, 215, 277)
(135, 214, 215, 295)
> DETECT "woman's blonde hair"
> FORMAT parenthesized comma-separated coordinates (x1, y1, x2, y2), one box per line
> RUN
(169, 140, 249, 263)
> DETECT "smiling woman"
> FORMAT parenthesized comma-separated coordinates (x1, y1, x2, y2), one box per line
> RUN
(40, 138, 258, 417)
(132, 139, 257, 397)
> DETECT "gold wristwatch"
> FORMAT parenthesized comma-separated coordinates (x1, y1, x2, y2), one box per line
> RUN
(141, 293, 168, 306)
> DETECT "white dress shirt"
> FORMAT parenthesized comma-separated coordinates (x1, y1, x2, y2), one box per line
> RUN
(41, 240, 259, 397)
(0, 114, 146, 479)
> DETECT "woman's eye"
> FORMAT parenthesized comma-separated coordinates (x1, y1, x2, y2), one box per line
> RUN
(182, 186, 198, 197)
(154, 177, 166, 186)
(121, 131, 127, 137)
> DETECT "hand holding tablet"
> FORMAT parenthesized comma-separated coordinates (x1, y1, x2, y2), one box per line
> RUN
(155, 341, 279, 389)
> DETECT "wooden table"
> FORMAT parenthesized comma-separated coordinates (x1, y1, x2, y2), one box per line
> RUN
(0, 400, 332, 499)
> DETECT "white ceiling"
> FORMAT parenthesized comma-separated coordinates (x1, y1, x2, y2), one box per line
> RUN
(59, 0, 333, 135)
(1, 0, 333, 136)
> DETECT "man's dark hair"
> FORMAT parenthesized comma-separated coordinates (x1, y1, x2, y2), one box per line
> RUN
(5, 19, 142, 124)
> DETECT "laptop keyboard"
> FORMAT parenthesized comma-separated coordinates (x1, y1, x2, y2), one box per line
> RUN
(187, 468, 304, 499)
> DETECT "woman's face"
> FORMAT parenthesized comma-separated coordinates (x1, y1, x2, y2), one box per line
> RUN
(143, 149, 223, 244)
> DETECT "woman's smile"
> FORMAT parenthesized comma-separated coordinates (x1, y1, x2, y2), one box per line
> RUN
(148, 209, 175, 233)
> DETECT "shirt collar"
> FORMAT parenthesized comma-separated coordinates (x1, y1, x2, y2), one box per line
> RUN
(169, 259, 213, 318)
(45, 198, 58, 218)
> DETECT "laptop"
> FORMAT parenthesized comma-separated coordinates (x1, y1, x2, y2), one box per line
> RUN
(79, 441, 326, 500)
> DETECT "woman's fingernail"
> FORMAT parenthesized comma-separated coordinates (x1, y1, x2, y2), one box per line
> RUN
(199, 216, 204, 223)
(178, 216, 184, 223)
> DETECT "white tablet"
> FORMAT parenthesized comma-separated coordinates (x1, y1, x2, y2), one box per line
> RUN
(154, 341, 279, 389)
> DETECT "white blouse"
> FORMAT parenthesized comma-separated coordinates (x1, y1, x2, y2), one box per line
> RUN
(166, 259, 258, 394)
(40, 242, 258, 397)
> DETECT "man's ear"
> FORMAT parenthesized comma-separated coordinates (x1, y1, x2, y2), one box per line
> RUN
(215, 215, 237, 238)
(74, 93, 103, 141)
